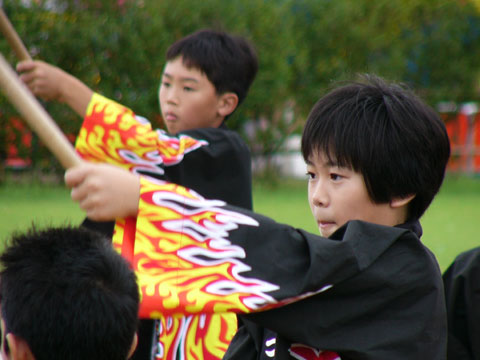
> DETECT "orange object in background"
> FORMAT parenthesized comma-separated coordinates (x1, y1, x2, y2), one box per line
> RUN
(5, 116, 32, 169)
(442, 103, 480, 175)
(473, 112, 480, 173)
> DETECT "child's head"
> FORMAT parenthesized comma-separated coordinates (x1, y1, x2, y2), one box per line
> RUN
(302, 75, 450, 237)
(159, 29, 258, 134)
(0, 226, 139, 360)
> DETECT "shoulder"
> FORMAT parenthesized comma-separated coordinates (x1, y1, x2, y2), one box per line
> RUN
(338, 220, 440, 275)
(181, 127, 250, 154)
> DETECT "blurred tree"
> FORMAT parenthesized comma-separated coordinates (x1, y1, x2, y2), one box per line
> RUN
(287, 0, 480, 116)
(0, 0, 479, 180)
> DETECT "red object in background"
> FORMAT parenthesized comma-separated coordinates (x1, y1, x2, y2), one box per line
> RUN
(444, 112, 469, 172)
(473, 112, 480, 173)
(443, 107, 480, 174)
(5, 116, 32, 169)
(3, 116, 77, 170)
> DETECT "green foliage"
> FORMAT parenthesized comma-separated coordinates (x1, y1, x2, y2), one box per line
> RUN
(0, 0, 479, 174)
(287, 0, 480, 115)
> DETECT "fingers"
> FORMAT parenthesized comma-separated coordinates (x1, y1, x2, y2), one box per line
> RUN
(65, 165, 92, 206)
(64, 164, 88, 189)
(16, 60, 39, 91)
(65, 164, 101, 203)
(15, 60, 61, 101)
(65, 164, 105, 219)
(16, 60, 36, 73)
(64, 163, 141, 221)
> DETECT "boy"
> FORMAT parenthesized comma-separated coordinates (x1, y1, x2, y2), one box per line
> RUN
(17, 28, 257, 208)
(0, 226, 139, 360)
(64, 75, 450, 359)
(17, 29, 258, 360)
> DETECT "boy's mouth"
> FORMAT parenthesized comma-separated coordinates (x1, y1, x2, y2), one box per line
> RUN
(317, 221, 336, 235)
(164, 112, 177, 121)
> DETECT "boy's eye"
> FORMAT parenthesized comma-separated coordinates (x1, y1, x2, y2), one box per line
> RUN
(161, 81, 170, 88)
(183, 86, 195, 92)
(306, 171, 315, 180)
(330, 173, 342, 181)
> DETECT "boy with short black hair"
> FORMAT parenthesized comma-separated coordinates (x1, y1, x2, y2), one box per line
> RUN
(301, 75, 450, 234)
(17, 28, 258, 360)
(0, 226, 139, 360)
(17, 28, 257, 210)
(160, 28, 257, 133)
(64, 74, 449, 358)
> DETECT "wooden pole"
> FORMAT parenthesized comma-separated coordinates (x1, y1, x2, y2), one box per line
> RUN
(0, 8, 31, 61)
(0, 52, 82, 169)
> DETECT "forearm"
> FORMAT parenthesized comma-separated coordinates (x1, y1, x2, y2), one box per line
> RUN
(57, 70, 93, 117)
(115, 176, 366, 319)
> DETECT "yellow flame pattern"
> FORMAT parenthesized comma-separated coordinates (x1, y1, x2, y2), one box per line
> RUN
(77, 93, 280, 359)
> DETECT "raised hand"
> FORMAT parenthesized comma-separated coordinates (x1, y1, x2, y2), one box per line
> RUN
(16, 60, 93, 117)
(65, 162, 141, 221)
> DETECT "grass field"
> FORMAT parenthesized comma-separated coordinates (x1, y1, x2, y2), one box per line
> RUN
(1, 174, 479, 271)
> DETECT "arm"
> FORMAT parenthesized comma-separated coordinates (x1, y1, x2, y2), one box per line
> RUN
(65, 169, 445, 356)
(75, 93, 208, 176)
(131, 182, 445, 357)
(77, 93, 253, 210)
(65, 168, 406, 318)
(16, 60, 93, 117)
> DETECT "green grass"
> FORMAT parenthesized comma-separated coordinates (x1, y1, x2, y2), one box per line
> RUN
(1, 175, 479, 272)
(0, 181, 85, 238)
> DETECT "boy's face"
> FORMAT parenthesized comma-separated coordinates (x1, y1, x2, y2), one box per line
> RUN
(307, 151, 398, 237)
(159, 57, 226, 134)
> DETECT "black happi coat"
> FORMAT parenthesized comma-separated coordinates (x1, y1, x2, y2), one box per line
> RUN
(219, 219, 447, 360)
(81, 124, 253, 360)
(77, 95, 446, 359)
(443, 247, 480, 360)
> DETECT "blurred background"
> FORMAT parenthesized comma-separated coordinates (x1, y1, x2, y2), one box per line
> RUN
(0, 0, 479, 270)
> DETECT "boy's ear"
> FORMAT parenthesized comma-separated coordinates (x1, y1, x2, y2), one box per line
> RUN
(127, 333, 138, 359)
(6, 333, 35, 360)
(217, 92, 239, 117)
(390, 194, 416, 208)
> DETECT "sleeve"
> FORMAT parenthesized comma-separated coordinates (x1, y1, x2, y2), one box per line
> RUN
(75, 93, 252, 210)
(75, 93, 209, 178)
(443, 247, 480, 359)
(114, 176, 407, 320)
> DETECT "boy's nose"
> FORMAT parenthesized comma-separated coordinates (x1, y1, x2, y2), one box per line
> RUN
(167, 92, 178, 104)
(164, 87, 179, 104)
(310, 182, 329, 207)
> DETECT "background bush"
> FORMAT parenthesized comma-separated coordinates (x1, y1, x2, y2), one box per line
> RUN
(1, 0, 479, 176)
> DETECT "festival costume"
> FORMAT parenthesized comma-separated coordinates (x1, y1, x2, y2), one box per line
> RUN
(77, 94, 447, 359)
(122, 178, 446, 359)
(77, 93, 252, 360)
(443, 247, 480, 360)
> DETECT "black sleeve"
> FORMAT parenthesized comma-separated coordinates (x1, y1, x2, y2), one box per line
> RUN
(223, 215, 446, 358)
(164, 127, 252, 210)
(443, 247, 480, 360)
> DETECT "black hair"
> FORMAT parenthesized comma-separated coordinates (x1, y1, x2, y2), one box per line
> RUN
(166, 28, 258, 111)
(0, 226, 139, 360)
(301, 74, 451, 220)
